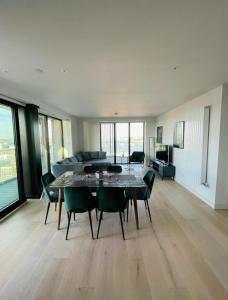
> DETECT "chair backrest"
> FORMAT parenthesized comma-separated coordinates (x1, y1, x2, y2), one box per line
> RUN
(97, 187, 127, 212)
(64, 186, 94, 212)
(130, 151, 145, 163)
(143, 170, 155, 197)
(84, 165, 101, 174)
(41, 172, 56, 187)
(107, 165, 122, 173)
(41, 172, 56, 202)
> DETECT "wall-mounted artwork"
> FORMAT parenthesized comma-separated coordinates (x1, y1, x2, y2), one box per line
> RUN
(157, 126, 163, 144)
(173, 121, 185, 149)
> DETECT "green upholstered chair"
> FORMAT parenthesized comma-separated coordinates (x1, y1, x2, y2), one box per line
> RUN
(127, 170, 155, 222)
(96, 187, 128, 240)
(129, 151, 145, 164)
(64, 186, 97, 240)
(41, 172, 59, 225)
(107, 165, 122, 173)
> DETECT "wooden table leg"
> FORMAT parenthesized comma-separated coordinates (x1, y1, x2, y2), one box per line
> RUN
(133, 189, 139, 230)
(57, 188, 62, 230)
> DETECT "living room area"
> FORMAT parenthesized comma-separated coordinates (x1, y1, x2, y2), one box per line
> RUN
(1, 1, 228, 300)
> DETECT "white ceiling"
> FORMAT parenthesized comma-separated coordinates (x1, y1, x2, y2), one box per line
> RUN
(0, 0, 228, 117)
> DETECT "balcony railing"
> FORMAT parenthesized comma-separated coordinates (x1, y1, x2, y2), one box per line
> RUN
(0, 148, 17, 181)
(0, 177, 19, 211)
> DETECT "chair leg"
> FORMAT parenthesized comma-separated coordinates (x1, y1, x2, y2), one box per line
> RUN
(66, 212, 72, 240)
(40, 190, 45, 200)
(97, 211, 103, 239)
(144, 200, 148, 209)
(130, 199, 133, 206)
(88, 211, 94, 240)
(126, 203, 129, 223)
(123, 211, 125, 222)
(44, 203, 50, 224)
(146, 200, 152, 222)
(95, 208, 98, 221)
(55, 203, 57, 211)
(119, 211, 125, 240)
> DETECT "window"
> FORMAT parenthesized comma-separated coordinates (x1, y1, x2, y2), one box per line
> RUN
(48, 117, 64, 166)
(38, 114, 64, 174)
(0, 102, 24, 215)
(62, 120, 72, 158)
(100, 123, 115, 163)
(116, 123, 129, 164)
(38, 115, 49, 174)
(130, 122, 144, 153)
(100, 121, 144, 163)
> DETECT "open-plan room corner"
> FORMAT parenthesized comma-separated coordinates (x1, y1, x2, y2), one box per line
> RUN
(0, 1, 228, 300)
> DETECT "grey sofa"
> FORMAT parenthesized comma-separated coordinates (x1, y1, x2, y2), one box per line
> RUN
(52, 151, 112, 177)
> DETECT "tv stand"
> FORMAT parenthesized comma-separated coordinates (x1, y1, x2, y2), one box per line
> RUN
(152, 160, 175, 180)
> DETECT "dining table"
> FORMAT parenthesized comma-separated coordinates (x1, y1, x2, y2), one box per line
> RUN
(48, 165, 148, 230)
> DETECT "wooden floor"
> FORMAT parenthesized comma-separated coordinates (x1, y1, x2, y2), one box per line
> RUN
(1, 178, 228, 300)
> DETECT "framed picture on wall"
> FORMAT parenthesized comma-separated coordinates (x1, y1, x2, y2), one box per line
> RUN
(157, 126, 163, 144)
(173, 121, 185, 148)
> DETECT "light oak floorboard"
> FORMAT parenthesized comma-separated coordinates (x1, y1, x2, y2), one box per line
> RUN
(1, 178, 228, 300)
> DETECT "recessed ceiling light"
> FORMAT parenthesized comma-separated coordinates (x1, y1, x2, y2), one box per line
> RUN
(173, 66, 178, 70)
(35, 68, 44, 73)
(114, 112, 118, 116)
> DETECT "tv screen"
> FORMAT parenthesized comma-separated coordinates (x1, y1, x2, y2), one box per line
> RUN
(155, 145, 173, 164)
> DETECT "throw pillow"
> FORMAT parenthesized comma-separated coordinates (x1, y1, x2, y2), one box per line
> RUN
(99, 151, 106, 159)
(90, 151, 99, 159)
(82, 152, 91, 161)
(76, 153, 83, 162)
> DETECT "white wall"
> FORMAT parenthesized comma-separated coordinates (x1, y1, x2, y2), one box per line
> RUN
(215, 84, 228, 209)
(79, 117, 156, 164)
(155, 86, 223, 208)
(82, 119, 100, 151)
(69, 116, 84, 154)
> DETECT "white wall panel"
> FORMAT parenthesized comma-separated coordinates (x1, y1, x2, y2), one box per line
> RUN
(156, 86, 222, 207)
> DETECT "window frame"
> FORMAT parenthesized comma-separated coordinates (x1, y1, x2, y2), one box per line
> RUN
(0, 98, 26, 219)
(100, 121, 145, 164)
(38, 113, 64, 173)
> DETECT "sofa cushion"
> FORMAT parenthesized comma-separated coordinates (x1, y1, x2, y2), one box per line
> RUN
(90, 151, 99, 159)
(61, 158, 71, 164)
(52, 163, 84, 177)
(76, 153, 83, 162)
(99, 151, 106, 159)
(82, 152, 92, 161)
(91, 160, 111, 166)
(68, 156, 78, 163)
(73, 156, 79, 162)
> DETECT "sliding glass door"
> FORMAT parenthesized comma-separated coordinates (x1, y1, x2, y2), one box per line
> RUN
(38, 115, 49, 174)
(38, 114, 64, 174)
(48, 117, 64, 166)
(116, 123, 129, 164)
(130, 122, 144, 153)
(100, 123, 115, 163)
(100, 121, 144, 164)
(0, 104, 19, 212)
